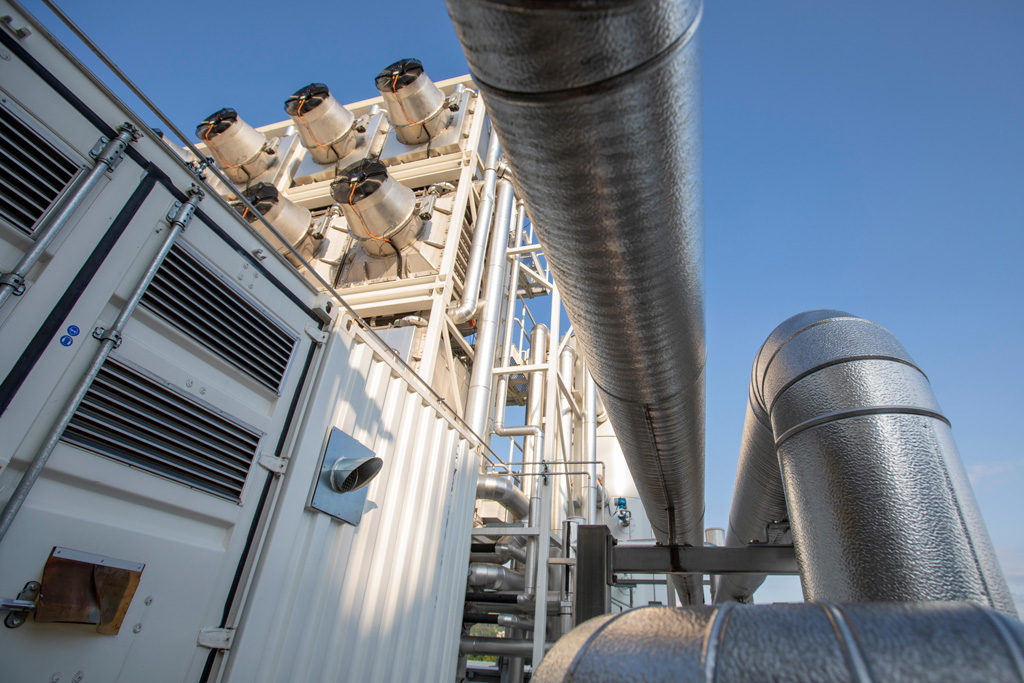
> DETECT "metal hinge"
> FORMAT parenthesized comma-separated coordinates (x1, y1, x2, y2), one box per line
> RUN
(0, 15, 31, 39)
(197, 626, 235, 650)
(258, 453, 288, 474)
(2, 581, 40, 629)
(305, 321, 328, 345)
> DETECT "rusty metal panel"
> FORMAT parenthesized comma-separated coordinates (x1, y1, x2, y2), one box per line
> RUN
(35, 547, 144, 635)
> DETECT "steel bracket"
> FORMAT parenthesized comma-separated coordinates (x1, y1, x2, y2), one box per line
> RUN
(197, 626, 234, 650)
(92, 326, 122, 348)
(2, 581, 40, 629)
(0, 272, 25, 296)
(0, 15, 31, 39)
(258, 453, 288, 474)
(304, 321, 328, 345)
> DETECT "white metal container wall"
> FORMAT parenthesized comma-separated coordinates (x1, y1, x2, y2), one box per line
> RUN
(223, 319, 480, 683)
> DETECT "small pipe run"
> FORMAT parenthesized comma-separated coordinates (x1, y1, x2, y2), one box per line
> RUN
(717, 310, 1016, 616)
(448, 130, 501, 324)
(0, 188, 203, 545)
(0, 123, 139, 307)
(583, 370, 598, 524)
(476, 475, 530, 521)
(464, 179, 516, 436)
(522, 324, 549, 601)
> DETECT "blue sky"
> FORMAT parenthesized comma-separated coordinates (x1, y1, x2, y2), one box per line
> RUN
(22, 1, 1023, 608)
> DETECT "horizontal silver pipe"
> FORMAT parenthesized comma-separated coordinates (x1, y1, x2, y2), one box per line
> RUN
(447, 0, 707, 605)
(718, 310, 1015, 616)
(468, 563, 525, 591)
(461, 636, 553, 658)
(476, 474, 530, 521)
(497, 614, 534, 630)
(449, 130, 501, 323)
(534, 603, 1024, 682)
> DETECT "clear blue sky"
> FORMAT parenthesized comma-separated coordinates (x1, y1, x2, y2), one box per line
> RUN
(22, 1, 1023, 608)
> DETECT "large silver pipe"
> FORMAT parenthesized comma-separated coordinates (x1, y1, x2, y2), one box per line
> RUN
(447, 0, 706, 604)
(0, 124, 139, 307)
(477, 474, 530, 521)
(583, 370, 598, 524)
(534, 603, 1024, 682)
(718, 310, 1016, 616)
(523, 324, 548, 599)
(0, 189, 203, 544)
(464, 179, 515, 436)
(469, 563, 525, 591)
(449, 130, 502, 323)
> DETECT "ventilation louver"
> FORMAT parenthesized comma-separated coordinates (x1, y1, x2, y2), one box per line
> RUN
(0, 102, 79, 235)
(63, 358, 264, 501)
(140, 244, 298, 393)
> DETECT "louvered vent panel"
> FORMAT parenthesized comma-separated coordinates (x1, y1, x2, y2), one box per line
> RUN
(63, 359, 263, 501)
(0, 103, 79, 235)
(140, 244, 298, 393)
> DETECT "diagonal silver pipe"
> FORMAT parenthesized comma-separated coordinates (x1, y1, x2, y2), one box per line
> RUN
(448, 0, 707, 604)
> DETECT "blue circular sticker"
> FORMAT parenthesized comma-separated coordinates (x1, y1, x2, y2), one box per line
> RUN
(59, 335, 73, 347)
(67, 325, 80, 336)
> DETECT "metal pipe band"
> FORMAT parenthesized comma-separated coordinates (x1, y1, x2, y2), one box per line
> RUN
(448, 0, 706, 604)
(449, 130, 502, 323)
(536, 603, 1024, 682)
(476, 474, 530, 521)
(718, 310, 1015, 616)
(0, 188, 203, 545)
(464, 179, 516, 436)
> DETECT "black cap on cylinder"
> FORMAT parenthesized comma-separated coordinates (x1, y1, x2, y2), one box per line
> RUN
(232, 182, 279, 220)
(331, 159, 390, 204)
(196, 108, 238, 139)
(284, 83, 331, 116)
(375, 58, 424, 92)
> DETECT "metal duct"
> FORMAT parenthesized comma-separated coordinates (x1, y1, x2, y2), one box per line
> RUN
(717, 310, 1016, 616)
(284, 83, 357, 165)
(331, 159, 420, 258)
(196, 108, 273, 184)
(477, 474, 530, 521)
(534, 603, 1024, 682)
(447, 0, 706, 604)
(375, 59, 453, 145)
(237, 182, 312, 249)
(468, 563, 525, 591)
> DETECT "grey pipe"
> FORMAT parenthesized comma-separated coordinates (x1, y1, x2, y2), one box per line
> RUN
(534, 603, 1024, 682)
(464, 179, 515, 436)
(477, 474, 530, 521)
(583, 371, 598, 524)
(497, 614, 534, 630)
(461, 636, 553, 658)
(447, 0, 706, 604)
(0, 188, 203, 545)
(0, 123, 139, 307)
(717, 310, 1015, 616)
(469, 563, 525, 591)
(449, 130, 501, 323)
(523, 324, 549, 600)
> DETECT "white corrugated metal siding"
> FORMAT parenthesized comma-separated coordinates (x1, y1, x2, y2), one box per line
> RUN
(223, 319, 480, 683)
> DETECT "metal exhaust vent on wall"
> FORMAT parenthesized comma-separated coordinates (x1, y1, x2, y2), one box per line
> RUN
(140, 243, 298, 393)
(0, 100, 80, 236)
(62, 357, 264, 501)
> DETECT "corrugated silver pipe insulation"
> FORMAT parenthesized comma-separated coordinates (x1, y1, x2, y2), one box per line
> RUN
(716, 310, 1016, 616)
(534, 603, 1024, 682)
(447, 0, 706, 605)
(477, 474, 530, 521)
(469, 563, 526, 591)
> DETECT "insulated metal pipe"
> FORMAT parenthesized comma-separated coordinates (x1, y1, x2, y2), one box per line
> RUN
(718, 310, 1016, 616)
(464, 179, 515, 436)
(447, 0, 706, 604)
(477, 474, 530, 521)
(0, 188, 203, 545)
(449, 130, 501, 323)
(0, 123, 139, 307)
(534, 603, 1024, 682)
(469, 563, 526, 591)
(557, 344, 576, 521)
(583, 370, 598, 524)
(523, 323, 548, 599)
(461, 636, 553, 658)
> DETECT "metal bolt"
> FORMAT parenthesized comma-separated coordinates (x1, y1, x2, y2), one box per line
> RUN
(144, 596, 153, 606)
(237, 273, 244, 280)
(132, 623, 142, 634)
(243, 263, 249, 269)
(72, 673, 84, 683)
(200, 388, 206, 395)
(248, 284, 254, 290)
(50, 674, 61, 683)
(186, 379, 193, 387)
